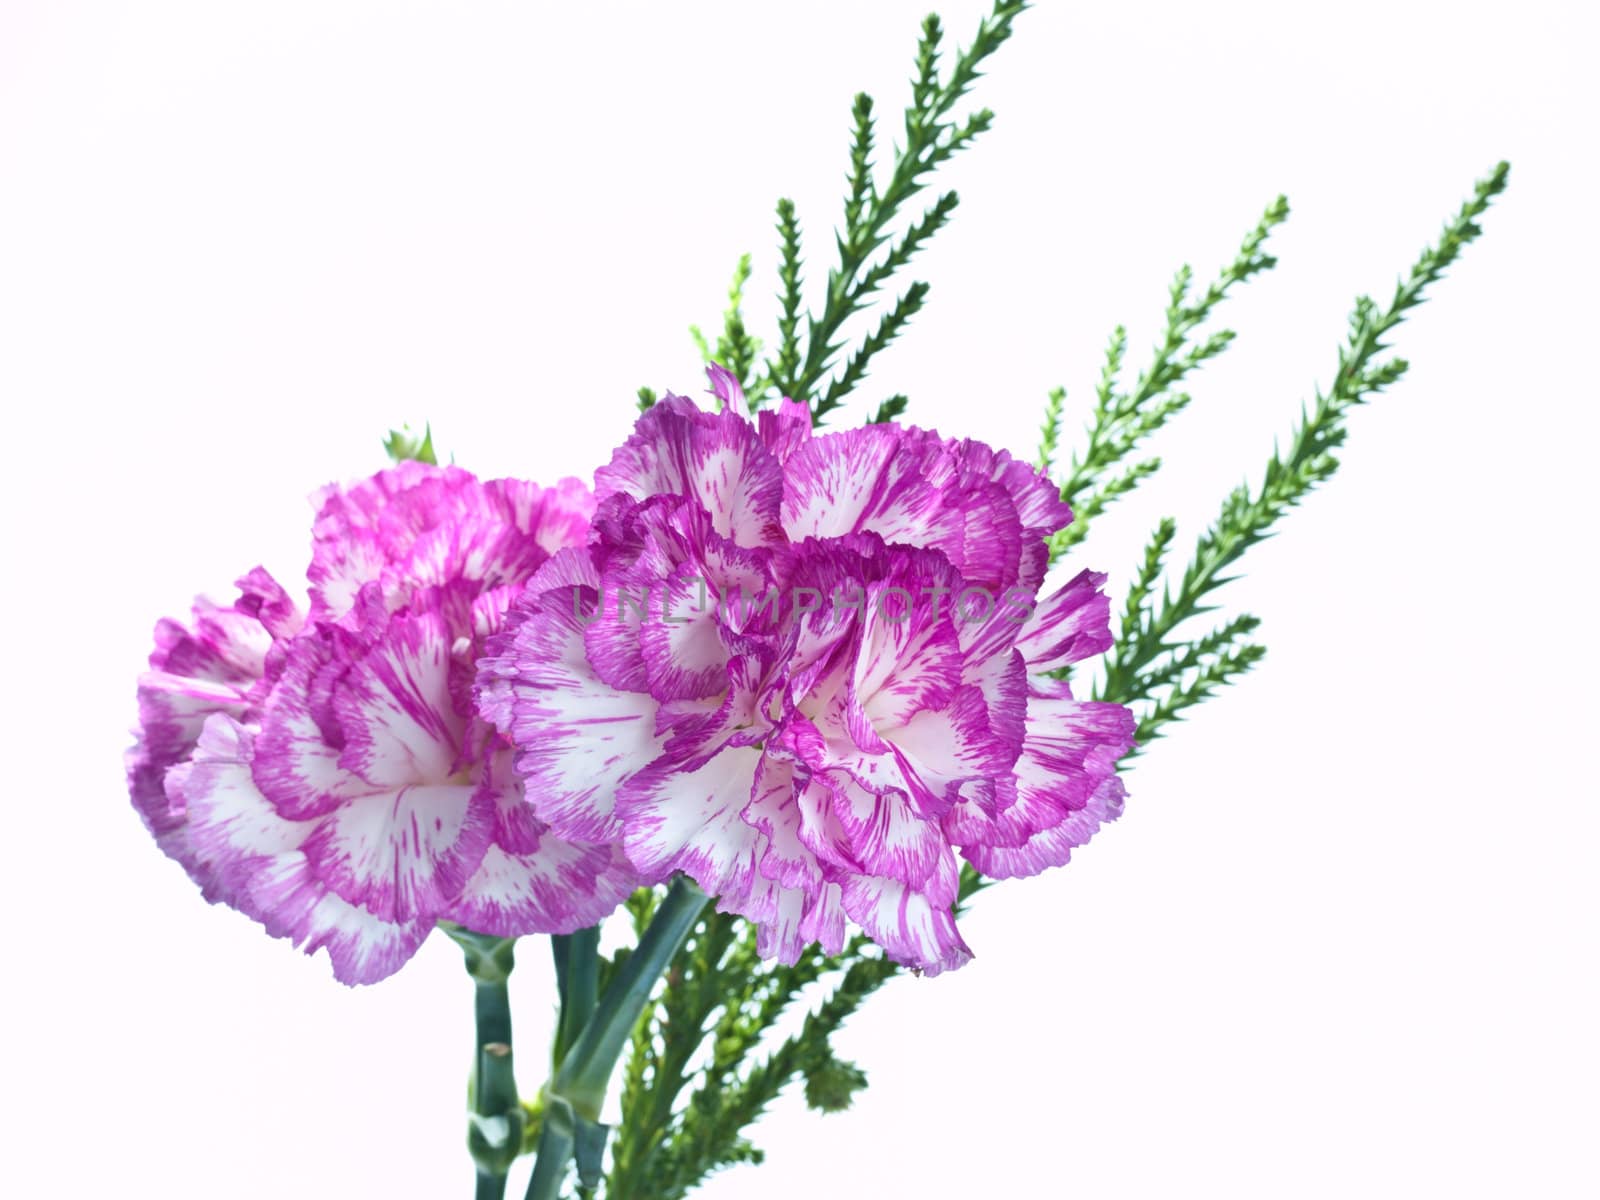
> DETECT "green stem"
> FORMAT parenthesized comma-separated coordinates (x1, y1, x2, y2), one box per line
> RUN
(523, 1098, 575, 1200)
(554, 876, 708, 1120)
(476, 1169, 509, 1200)
(475, 973, 518, 1117)
(445, 927, 525, 1197)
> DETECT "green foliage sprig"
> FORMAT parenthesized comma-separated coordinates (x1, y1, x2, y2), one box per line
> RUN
(1099, 162, 1510, 742)
(687, 0, 1028, 424)
(607, 911, 891, 1200)
(689, 255, 762, 398)
(1047, 195, 1289, 560)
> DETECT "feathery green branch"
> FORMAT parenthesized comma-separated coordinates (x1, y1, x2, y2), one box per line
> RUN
(817, 281, 930, 415)
(747, 1, 1026, 421)
(871, 394, 910, 424)
(1134, 641, 1269, 748)
(1036, 386, 1067, 473)
(1048, 195, 1289, 556)
(650, 945, 894, 1198)
(1100, 162, 1510, 713)
(691, 254, 763, 397)
(770, 200, 805, 410)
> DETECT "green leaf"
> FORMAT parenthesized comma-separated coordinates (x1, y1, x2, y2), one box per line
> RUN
(554, 876, 707, 1122)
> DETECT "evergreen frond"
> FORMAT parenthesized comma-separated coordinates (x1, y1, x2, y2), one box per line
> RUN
(1047, 196, 1290, 554)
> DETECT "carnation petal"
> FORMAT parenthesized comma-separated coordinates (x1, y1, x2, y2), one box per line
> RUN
(446, 838, 637, 937)
(948, 696, 1134, 876)
(181, 716, 312, 899)
(756, 397, 813, 466)
(744, 755, 827, 892)
(332, 610, 468, 788)
(960, 776, 1128, 879)
(479, 585, 666, 843)
(616, 745, 764, 896)
(840, 873, 972, 976)
(826, 776, 946, 893)
(1016, 568, 1114, 671)
(781, 425, 955, 547)
(246, 855, 432, 986)
(744, 876, 847, 964)
(595, 396, 785, 549)
(179, 715, 433, 985)
(299, 781, 492, 923)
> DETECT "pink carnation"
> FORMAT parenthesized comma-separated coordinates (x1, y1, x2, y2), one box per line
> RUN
(128, 464, 636, 984)
(478, 371, 1134, 974)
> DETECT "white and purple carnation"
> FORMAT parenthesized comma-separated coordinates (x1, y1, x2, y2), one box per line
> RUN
(128, 464, 636, 984)
(478, 370, 1135, 974)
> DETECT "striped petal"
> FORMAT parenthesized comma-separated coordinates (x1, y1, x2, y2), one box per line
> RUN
(615, 745, 765, 894)
(477, 582, 665, 844)
(596, 395, 785, 549)
(178, 715, 432, 985)
(446, 834, 636, 937)
(947, 696, 1135, 877)
(839, 870, 971, 976)
(1015, 568, 1114, 672)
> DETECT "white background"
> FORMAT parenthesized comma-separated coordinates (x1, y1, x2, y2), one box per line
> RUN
(2, 2, 1595, 1197)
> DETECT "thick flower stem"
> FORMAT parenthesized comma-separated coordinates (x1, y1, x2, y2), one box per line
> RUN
(476, 1166, 509, 1200)
(475, 973, 519, 1126)
(523, 1099, 575, 1200)
(445, 927, 525, 1199)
